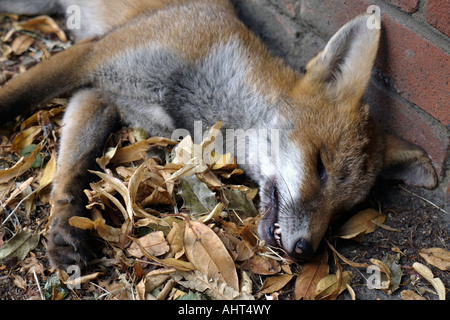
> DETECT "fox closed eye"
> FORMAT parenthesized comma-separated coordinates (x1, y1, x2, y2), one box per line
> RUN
(317, 152, 327, 183)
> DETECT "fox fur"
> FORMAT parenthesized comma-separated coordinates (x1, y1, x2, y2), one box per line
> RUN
(0, 0, 437, 268)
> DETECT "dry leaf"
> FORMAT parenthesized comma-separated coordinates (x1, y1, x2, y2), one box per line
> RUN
(68, 216, 120, 243)
(184, 220, 239, 291)
(412, 262, 446, 300)
(0, 177, 34, 211)
(314, 271, 352, 300)
(346, 284, 356, 300)
(96, 141, 120, 171)
(166, 221, 185, 259)
(335, 208, 386, 239)
(137, 268, 176, 300)
(326, 240, 369, 268)
(20, 107, 65, 131)
(128, 231, 169, 258)
(401, 290, 426, 300)
(2, 45, 13, 59)
(11, 34, 34, 55)
(18, 15, 67, 42)
(11, 126, 42, 152)
(110, 139, 150, 164)
(242, 255, 281, 275)
(64, 272, 102, 288)
(130, 237, 194, 272)
(172, 270, 242, 300)
(12, 274, 27, 290)
(240, 270, 253, 296)
(89, 170, 134, 221)
(259, 274, 294, 294)
(38, 153, 56, 189)
(0, 230, 40, 263)
(294, 251, 329, 300)
(419, 247, 450, 271)
(0, 143, 41, 183)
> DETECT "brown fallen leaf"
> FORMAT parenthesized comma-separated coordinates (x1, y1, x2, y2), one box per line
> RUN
(412, 262, 446, 300)
(69, 216, 120, 243)
(0, 229, 40, 263)
(136, 268, 176, 300)
(335, 208, 386, 240)
(242, 255, 281, 275)
(0, 176, 34, 212)
(20, 106, 66, 131)
(400, 290, 426, 300)
(12, 274, 27, 290)
(18, 15, 67, 42)
(314, 271, 352, 300)
(0, 143, 42, 183)
(419, 247, 450, 271)
(294, 251, 329, 300)
(11, 34, 34, 55)
(326, 240, 370, 268)
(259, 274, 294, 294)
(110, 139, 150, 164)
(184, 220, 239, 291)
(346, 284, 356, 300)
(89, 170, 134, 221)
(128, 231, 169, 258)
(166, 221, 186, 259)
(37, 153, 56, 190)
(130, 237, 194, 272)
(63, 272, 102, 288)
(172, 270, 242, 300)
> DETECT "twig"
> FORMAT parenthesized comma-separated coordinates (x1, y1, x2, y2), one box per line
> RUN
(33, 268, 45, 300)
(90, 281, 119, 300)
(1, 190, 35, 227)
(326, 239, 370, 268)
(398, 185, 448, 214)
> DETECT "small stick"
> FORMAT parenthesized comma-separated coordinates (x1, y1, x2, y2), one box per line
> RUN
(398, 185, 448, 214)
(33, 268, 45, 300)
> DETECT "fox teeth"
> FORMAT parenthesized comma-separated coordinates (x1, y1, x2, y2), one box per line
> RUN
(273, 223, 282, 245)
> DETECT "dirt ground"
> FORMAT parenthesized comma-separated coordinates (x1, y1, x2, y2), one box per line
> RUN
(334, 182, 449, 300)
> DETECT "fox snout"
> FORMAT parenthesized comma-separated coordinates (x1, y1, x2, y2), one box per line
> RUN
(257, 183, 330, 262)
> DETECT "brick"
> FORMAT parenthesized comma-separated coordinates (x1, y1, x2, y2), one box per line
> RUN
(275, 0, 300, 17)
(300, 0, 370, 37)
(365, 82, 449, 178)
(299, 0, 449, 125)
(376, 16, 450, 126)
(232, 0, 322, 71)
(387, 0, 419, 13)
(425, 0, 450, 37)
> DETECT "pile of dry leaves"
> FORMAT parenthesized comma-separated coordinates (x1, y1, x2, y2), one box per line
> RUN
(0, 13, 449, 301)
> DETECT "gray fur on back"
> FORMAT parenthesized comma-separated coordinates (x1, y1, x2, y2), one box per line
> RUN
(93, 40, 276, 137)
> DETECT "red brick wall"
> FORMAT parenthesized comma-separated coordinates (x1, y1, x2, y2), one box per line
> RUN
(231, 0, 449, 199)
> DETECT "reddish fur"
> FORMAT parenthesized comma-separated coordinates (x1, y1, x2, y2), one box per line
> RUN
(0, 0, 438, 266)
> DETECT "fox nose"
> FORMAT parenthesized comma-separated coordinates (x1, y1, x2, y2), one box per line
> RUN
(289, 238, 314, 261)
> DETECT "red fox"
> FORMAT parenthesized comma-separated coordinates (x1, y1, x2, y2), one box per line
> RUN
(0, 0, 437, 269)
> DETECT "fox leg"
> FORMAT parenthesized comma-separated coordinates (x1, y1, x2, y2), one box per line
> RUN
(46, 89, 119, 269)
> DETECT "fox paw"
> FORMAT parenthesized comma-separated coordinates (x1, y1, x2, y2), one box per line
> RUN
(46, 217, 96, 270)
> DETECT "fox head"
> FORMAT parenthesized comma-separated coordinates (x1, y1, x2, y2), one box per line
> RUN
(257, 15, 437, 261)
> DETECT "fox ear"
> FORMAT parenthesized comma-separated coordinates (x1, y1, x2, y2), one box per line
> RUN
(381, 133, 438, 189)
(305, 14, 380, 102)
